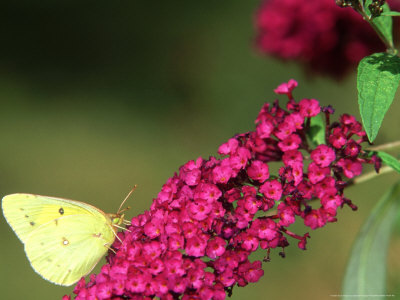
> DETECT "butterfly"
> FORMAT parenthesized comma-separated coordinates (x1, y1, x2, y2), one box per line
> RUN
(1, 190, 132, 286)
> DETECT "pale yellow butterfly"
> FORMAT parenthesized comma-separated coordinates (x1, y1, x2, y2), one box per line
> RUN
(1, 190, 133, 286)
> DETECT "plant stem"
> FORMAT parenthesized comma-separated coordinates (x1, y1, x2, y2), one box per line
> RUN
(354, 1, 397, 54)
(367, 140, 400, 152)
(353, 165, 394, 184)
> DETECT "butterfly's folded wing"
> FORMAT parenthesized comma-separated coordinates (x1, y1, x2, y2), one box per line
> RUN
(2, 194, 103, 243)
(24, 214, 115, 286)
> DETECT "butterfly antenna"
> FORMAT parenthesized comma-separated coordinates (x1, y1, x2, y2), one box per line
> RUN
(117, 185, 137, 214)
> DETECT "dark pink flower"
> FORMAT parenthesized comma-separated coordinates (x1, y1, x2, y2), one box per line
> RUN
(179, 158, 203, 186)
(308, 162, 330, 184)
(247, 160, 270, 182)
(311, 144, 336, 167)
(194, 182, 222, 203)
(278, 133, 302, 151)
(96, 282, 112, 300)
(274, 79, 298, 97)
(298, 233, 310, 250)
(255, 0, 400, 78)
(218, 138, 239, 155)
(257, 119, 274, 138)
(154, 276, 169, 296)
(168, 233, 184, 251)
(185, 235, 208, 257)
(212, 165, 233, 184)
(142, 241, 163, 260)
(321, 194, 343, 211)
(290, 161, 304, 186)
(165, 257, 185, 277)
(260, 179, 283, 200)
(337, 158, 363, 178)
(218, 268, 236, 287)
(329, 127, 347, 149)
(277, 203, 296, 227)
(126, 275, 147, 294)
(285, 112, 304, 130)
(237, 232, 259, 252)
(168, 277, 189, 294)
(243, 195, 261, 214)
(187, 268, 205, 289)
(250, 218, 279, 241)
(144, 219, 164, 239)
(206, 237, 226, 259)
(239, 261, 264, 283)
(313, 177, 337, 199)
(282, 149, 303, 166)
(304, 209, 327, 229)
(275, 121, 296, 140)
(225, 188, 241, 203)
(188, 199, 212, 221)
(230, 147, 251, 170)
(299, 99, 321, 117)
(344, 140, 361, 157)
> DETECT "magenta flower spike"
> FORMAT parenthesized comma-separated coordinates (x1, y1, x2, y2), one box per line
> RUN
(66, 80, 379, 300)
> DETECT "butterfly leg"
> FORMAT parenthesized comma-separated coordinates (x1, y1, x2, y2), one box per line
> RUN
(122, 219, 131, 226)
(103, 243, 116, 254)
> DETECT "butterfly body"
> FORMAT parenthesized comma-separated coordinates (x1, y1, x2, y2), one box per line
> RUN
(2, 193, 122, 286)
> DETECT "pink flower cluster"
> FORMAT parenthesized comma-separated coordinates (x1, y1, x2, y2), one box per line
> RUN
(255, 0, 400, 78)
(65, 80, 379, 300)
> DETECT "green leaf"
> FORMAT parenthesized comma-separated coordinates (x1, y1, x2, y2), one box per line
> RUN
(306, 114, 325, 147)
(372, 4, 393, 46)
(342, 181, 400, 300)
(365, 1, 393, 47)
(381, 11, 400, 17)
(357, 52, 400, 142)
(376, 151, 400, 174)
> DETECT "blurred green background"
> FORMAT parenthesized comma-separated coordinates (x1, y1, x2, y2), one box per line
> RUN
(1, 1, 400, 299)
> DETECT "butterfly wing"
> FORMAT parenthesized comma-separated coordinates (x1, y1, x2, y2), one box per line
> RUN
(2, 194, 105, 243)
(24, 214, 116, 286)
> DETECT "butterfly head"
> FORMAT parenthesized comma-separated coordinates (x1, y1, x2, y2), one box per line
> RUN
(110, 213, 124, 226)
(108, 186, 135, 232)
(108, 205, 131, 233)
(109, 209, 130, 226)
